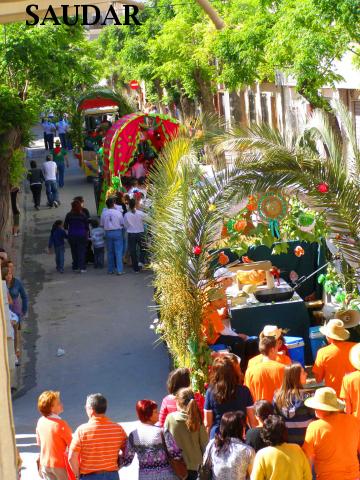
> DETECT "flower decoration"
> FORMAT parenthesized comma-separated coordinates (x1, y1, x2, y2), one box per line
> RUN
(234, 219, 247, 232)
(317, 182, 329, 193)
(221, 225, 228, 238)
(218, 251, 229, 265)
(208, 203, 216, 212)
(242, 256, 252, 263)
(193, 245, 202, 255)
(294, 246, 305, 257)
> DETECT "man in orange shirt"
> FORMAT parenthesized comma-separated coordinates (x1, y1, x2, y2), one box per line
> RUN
(244, 336, 285, 402)
(247, 325, 291, 368)
(303, 387, 360, 480)
(36, 390, 72, 480)
(312, 319, 356, 396)
(69, 393, 127, 480)
(341, 342, 360, 418)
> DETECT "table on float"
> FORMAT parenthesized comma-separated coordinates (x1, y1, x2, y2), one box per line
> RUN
(229, 282, 312, 363)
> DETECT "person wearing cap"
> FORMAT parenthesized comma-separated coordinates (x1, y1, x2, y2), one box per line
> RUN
(340, 343, 360, 418)
(42, 118, 56, 150)
(51, 139, 69, 188)
(244, 336, 285, 402)
(302, 387, 360, 480)
(247, 325, 291, 368)
(312, 319, 356, 396)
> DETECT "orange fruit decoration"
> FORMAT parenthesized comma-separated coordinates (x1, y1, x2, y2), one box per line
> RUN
(294, 246, 305, 257)
(221, 224, 228, 238)
(234, 219, 247, 232)
(218, 251, 229, 265)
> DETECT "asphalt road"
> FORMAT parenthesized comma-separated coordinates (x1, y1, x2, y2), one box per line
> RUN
(13, 135, 169, 479)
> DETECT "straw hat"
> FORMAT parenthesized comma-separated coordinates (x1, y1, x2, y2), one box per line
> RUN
(335, 309, 360, 329)
(55, 139, 61, 145)
(304, 387, 345, 412)
(260, 325, 282, 340)
(349, 343, 360, 371)
(319, 319, 350, 341)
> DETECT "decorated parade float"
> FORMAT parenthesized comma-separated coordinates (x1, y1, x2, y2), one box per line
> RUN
(147, 102, 360, 391)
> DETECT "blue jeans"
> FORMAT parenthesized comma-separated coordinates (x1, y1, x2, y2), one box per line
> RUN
(94, 246, 105, 268)
(59, 133, 68, 149)
(105, 229, 123, 273)
(80, 472, 119, 480)
(54, 245, 65, 271)
(57, 163, 65, 188)
(45, 180, 59, 206)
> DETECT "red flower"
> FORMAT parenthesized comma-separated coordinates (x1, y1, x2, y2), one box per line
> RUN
(193, 245, 202, 255)
(317, 182, 329, 193)
(294, 246, 305, 257)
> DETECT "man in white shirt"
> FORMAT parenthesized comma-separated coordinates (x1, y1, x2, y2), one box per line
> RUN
(100, 198, 125, 275)
(124, 198, 147, 272)
(42, 118, 56, 150)
(56, 117, 69, 149)
(42, 155, 59, 208)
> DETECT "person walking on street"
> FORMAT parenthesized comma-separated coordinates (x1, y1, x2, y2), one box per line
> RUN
(90, 219, 105, 269)
(124, 198, 146, 272)
(69, 393, 127, 480)
(43, 118, 56, 150)
(27, 160, 44, 210)
(36, 391, 72, 480)
(341, 343, 360, 418)
(48, 220, 68, 273)
(42, 155, 59, 208)
(56, 116, 69, 149)
(52, 139, 69, 188)
(64, 200, 89, 273)
(100, 198, 125, 275)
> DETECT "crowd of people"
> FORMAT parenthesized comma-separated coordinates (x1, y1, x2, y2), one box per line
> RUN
(33, 317, 360, 480)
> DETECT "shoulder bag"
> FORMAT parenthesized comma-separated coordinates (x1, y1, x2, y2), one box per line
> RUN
(161, 431, 188, 480)
(197, 443, 213, 480)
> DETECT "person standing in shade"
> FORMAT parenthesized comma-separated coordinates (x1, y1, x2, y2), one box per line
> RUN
(313, 319, 356, 396)
(90, 219, 105, 269)
(56, 116, 69, 149)
(64, 200, 89, 273)
(36, 390, 72, 480)
(341, 342, 360, 418)
(27, 161, 44, 210)
(42, 155, 59, 208)
(251, 415, 311, 480)
(303, 387, 360, 480)
(246, 401, 274, 453)
(43, 118, 56, 150)
(100, 197, 125, 275)
(52, 139, 69, 188)
(48, 220, 68, 273)
(124, 198, 146, 273)
(69, 393, 127, 480)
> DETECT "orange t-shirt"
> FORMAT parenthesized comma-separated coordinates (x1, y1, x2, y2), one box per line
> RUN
(36, 415, 72, 468)
(244, 360, 285, 402)
(303, 412, 360, 480)
(341, 370, 360, 418)
(70, 416, 127, 475)
(248, 352, 291, 369)
(201, 306, 226, 344)
(312, 341, 356, 396)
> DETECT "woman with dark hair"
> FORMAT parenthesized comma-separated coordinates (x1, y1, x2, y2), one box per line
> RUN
(203, 411, 254, 479)
(273, 363, 314, 445)
(119, 399, 184, 479)
(159, 368, 191, 427)
(27, 160, 44, 209)
(64, 200, 89, 273)
(245, 400, 274, 452)
(251, 415, 311, 479)
(204, 356, 255, 439)
(165, 388, 208, 479)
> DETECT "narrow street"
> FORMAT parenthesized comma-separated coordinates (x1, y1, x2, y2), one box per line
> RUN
(13, 132, 169, 479)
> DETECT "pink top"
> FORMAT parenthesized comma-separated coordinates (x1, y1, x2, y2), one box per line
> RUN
(159, 394, 177, 427)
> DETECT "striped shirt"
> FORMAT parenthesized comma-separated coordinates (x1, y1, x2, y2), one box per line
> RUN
(70, 416, 127, 474)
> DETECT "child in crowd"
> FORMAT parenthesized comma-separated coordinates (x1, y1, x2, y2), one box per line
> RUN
(48, 220, 67, 273)
(90, 219, 105, 268)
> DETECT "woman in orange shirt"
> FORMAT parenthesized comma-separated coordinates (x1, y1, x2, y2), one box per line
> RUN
(36, 390, 72, 480)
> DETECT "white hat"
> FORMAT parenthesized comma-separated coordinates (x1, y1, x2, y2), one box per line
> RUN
(304, 387, 345, 412)
(335, 310, 360, 329)
(319, 319, 350, 341)
(214, 267, 235, 280)
(261, 325, 282, 340)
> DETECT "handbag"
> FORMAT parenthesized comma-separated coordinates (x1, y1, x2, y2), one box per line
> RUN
(160, 431, 188, 480)
(197, 444, 213, 480)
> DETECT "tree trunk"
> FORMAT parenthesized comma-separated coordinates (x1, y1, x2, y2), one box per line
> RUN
(0, 128, 21, 247)
(194, 69, 216, 115)
(179, 95, 196, 119)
